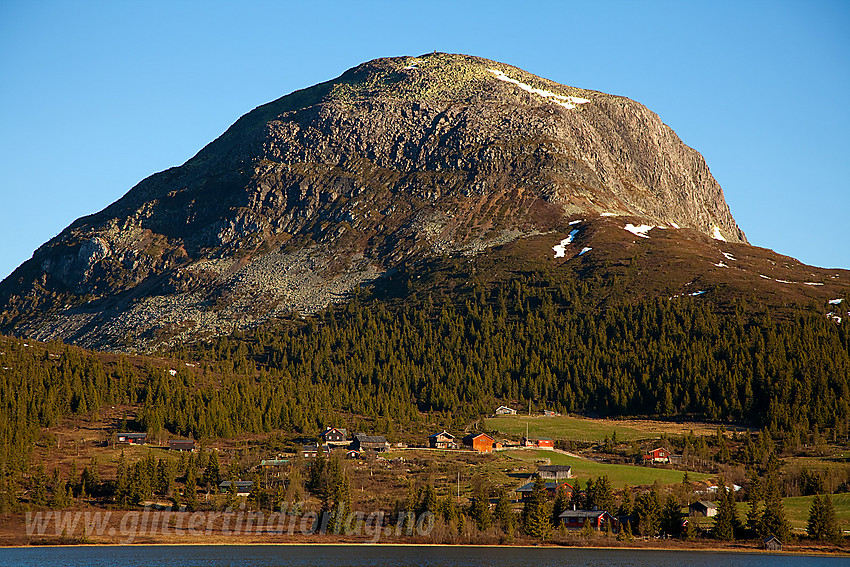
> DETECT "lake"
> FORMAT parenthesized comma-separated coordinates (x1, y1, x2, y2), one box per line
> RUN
(0, 545, 845, 567)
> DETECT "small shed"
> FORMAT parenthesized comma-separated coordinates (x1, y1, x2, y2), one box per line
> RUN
(168, 439, 195, 452)
(689, 500, 717, 517)
(764, 535, 782, 551)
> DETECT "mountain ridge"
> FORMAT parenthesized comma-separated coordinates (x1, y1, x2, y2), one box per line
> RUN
(2, 53, 842, 352)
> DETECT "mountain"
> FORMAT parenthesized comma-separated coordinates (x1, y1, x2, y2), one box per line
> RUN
(0, 53, 846, 351)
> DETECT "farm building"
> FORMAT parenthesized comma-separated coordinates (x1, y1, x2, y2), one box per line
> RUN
(689, 500, 717, 517)
(350, 434, 390, 452)
(537, 464, 572, 480)
(521, 437, 553, 450)
(462, 433, 495, 453)
(168, 439, 195, 452)
(495, 406, 517, 415)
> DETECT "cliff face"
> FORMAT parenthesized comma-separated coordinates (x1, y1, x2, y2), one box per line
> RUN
(0, 53, 750, 350)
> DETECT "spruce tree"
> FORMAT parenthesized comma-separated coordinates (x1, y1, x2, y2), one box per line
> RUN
(712, 485, 736, 540)
(759, 474, 790, 542)
(469, 482, 492, 531)
(327, 454, 350, 533)
(494, 487, 515, 535)
(202, 450, 221, 489)
(418, 483, 438, 516)
(807, 494, 840, 541)
(31, 464, 48, 507)
(617, 487, 634, 517)
(660, 494, 682, 537)
(522, 475, 552, 539)
(552, 484, 571, 526)
(634, 484, 662, 536)
(184, 470, 198, 511)
(617, 518, 634, 542)
(115, 450, 130, 507)
(746, 472, 763, 537)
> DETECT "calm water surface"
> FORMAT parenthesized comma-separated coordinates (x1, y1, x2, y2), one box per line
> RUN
(0, 545, 844, 567)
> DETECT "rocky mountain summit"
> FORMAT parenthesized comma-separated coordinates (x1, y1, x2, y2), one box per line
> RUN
(3, 52, 827, 351)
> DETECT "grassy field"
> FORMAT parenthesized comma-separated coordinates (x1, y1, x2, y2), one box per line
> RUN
(486, 415, 727, 443)
(504, 449, 711, 488)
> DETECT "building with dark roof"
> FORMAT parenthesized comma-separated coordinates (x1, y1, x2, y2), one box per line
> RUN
(320, 427, 349, 446)
(515, 480, 573, 501)
(689, 500, 717, 517)
(559, 509, 616, 531)
(428, 430, 457, 449)
(168, 439, 195, 451)
(350, 434, 390, 452)
(116, 432, 147, 445)
(537, 464, 572, 480)
(219, 480, 254, 496)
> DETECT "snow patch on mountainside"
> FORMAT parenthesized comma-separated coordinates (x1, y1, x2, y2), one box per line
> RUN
(624, 224, 654, 238)
(488, 69, 590, 109)
(553, 229, 579, 258)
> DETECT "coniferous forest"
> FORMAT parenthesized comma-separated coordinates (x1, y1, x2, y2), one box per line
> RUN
(2, 270, 849, 513)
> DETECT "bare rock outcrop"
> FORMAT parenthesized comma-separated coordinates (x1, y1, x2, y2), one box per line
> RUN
(0, 53, 747, 351)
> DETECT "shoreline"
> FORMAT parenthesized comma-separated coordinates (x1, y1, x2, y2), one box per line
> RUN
(3, 540, 848, 557)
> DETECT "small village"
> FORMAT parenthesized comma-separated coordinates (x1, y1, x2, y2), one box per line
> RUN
(94, 403, 807, 551)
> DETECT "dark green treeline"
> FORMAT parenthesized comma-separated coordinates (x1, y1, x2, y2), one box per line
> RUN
(1, 272, 848, 510)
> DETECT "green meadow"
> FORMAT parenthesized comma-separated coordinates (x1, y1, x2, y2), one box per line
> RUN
(504, 448, 711, 488)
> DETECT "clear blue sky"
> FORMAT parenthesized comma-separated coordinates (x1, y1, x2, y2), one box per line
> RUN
(1, 0, 848, 280)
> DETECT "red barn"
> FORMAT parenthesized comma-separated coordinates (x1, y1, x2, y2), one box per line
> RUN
(463, 433, 495, 453)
